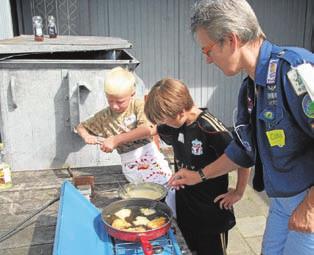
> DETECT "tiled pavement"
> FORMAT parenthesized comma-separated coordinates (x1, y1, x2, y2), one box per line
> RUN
(227, 171, 269, 255)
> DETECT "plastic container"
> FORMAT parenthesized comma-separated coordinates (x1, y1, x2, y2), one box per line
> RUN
(0, 143, 12, 189)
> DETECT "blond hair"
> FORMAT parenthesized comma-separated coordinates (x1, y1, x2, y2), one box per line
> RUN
(104, 67, 136, 97)
(144, 78, 194, 124)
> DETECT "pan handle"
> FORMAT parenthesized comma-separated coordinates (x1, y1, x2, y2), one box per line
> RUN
(139, 235, 153, 255)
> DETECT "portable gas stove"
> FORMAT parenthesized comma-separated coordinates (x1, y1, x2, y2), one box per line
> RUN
(53, 181, 184, 255)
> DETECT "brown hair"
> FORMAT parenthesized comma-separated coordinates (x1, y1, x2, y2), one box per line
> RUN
(144, 78, 194, 124)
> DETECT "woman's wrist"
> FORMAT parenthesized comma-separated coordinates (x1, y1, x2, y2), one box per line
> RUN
(198, 168, 207, 182)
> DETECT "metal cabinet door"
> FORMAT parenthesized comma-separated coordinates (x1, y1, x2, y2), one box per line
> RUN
(66, 69, 121, 169)
(0, 68, 121, 171)
(0, 69, 68, 171)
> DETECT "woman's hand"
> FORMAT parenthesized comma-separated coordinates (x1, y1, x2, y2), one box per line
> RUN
(168, 168, 202, 189)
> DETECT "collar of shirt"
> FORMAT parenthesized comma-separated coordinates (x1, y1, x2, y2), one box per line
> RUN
(254, 40, 273, 87)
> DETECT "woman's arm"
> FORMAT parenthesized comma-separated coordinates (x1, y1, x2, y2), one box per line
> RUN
(169, 153, 241, 187)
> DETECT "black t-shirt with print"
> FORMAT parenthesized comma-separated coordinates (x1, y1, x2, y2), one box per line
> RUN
(157, 110, 236, 234)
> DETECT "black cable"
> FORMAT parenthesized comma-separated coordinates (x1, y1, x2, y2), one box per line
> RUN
(0, 196, 60, 243)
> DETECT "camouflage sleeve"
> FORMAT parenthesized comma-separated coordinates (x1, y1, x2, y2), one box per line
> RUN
(81, 109, 109, 137)
(134, 99, 149, 126)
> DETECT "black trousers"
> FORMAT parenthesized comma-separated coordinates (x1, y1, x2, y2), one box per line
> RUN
(181, 229, 228, 255)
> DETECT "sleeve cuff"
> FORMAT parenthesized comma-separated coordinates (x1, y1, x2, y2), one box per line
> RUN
(225, 140, 254, 168)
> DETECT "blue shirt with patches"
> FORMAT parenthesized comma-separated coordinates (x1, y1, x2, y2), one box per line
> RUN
(225, 40, 314, 197)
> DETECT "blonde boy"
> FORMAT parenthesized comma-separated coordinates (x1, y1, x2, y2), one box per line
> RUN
(76, 67, 172, 185)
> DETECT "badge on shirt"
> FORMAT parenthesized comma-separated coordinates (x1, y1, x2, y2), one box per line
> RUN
(191, 139, 203, 155)
(178, 133, 184, 143)
(295, 63, 314, 101)
(302, 94, 314, 119)
(266, 84, 276, 92)
(263, 110, 275, 120)
(287, 68, 307, 96)
(266, 59, 279, 84)
(266, 129, 285, 147)
(123, 114, 137, 126)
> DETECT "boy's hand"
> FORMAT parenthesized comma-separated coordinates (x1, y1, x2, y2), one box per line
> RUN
(100, 136, 118, 153)
(168, 168, 201, 188)
(83, 135, 104, 145)
(214, 188, 243, 210)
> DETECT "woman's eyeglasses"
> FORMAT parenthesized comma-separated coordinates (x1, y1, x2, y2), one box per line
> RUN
(201, 42, 218, 57)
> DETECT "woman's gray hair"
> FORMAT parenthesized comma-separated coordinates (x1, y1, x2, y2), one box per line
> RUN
(191, 0, 265, 43)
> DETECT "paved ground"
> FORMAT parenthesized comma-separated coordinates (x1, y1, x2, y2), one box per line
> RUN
(227, 171, 269, 255)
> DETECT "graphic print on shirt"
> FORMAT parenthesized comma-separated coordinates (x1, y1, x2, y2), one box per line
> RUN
(178, 133, 184, 143)
(191, 139, 203, 155)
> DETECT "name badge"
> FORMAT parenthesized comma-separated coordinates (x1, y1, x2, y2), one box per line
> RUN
(287, 68, 307, 96)
(266, 129, 285, 147)
(295, 63, 314, 100)
(123, 114, 137, 126)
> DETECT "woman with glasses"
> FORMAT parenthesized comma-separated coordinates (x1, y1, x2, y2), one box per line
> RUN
(169, 1, 314, 255)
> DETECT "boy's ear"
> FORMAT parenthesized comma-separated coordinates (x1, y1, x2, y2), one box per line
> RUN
(131, 91, 136, 97)
(178, 110, 186, 119)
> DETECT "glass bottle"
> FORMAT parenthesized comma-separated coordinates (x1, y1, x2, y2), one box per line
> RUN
(0, 143, 12, 190)
(32, 16, 44, 41)
(47, 15, 58, 38)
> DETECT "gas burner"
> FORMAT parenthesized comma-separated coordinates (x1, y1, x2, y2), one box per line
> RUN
(111, 230, 182, 255)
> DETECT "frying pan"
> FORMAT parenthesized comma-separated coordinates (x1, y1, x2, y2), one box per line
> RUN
(118, 182, 168, 201)
(102, 198, 173, 255)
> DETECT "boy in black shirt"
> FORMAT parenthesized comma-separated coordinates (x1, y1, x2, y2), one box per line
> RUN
(144, 78, 250, 255)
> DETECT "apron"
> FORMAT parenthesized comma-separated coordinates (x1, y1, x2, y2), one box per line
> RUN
(120, 142, 172, 185)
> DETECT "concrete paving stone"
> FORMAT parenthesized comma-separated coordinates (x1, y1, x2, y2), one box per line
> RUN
(244, 193, 269, 217)
(227, 227, 252, 255)
(234, 198, 265, 218)
(228, 251, 256, 255)
(236, 216, 266, 238)
(246, 236, 263, 255)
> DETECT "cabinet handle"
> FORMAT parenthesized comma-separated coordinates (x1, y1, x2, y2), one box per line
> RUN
(77, 81, 91, 119)
(10, 76, 18, 109)
(68, 77, 91, 131)
(77, 82, 91, 103)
